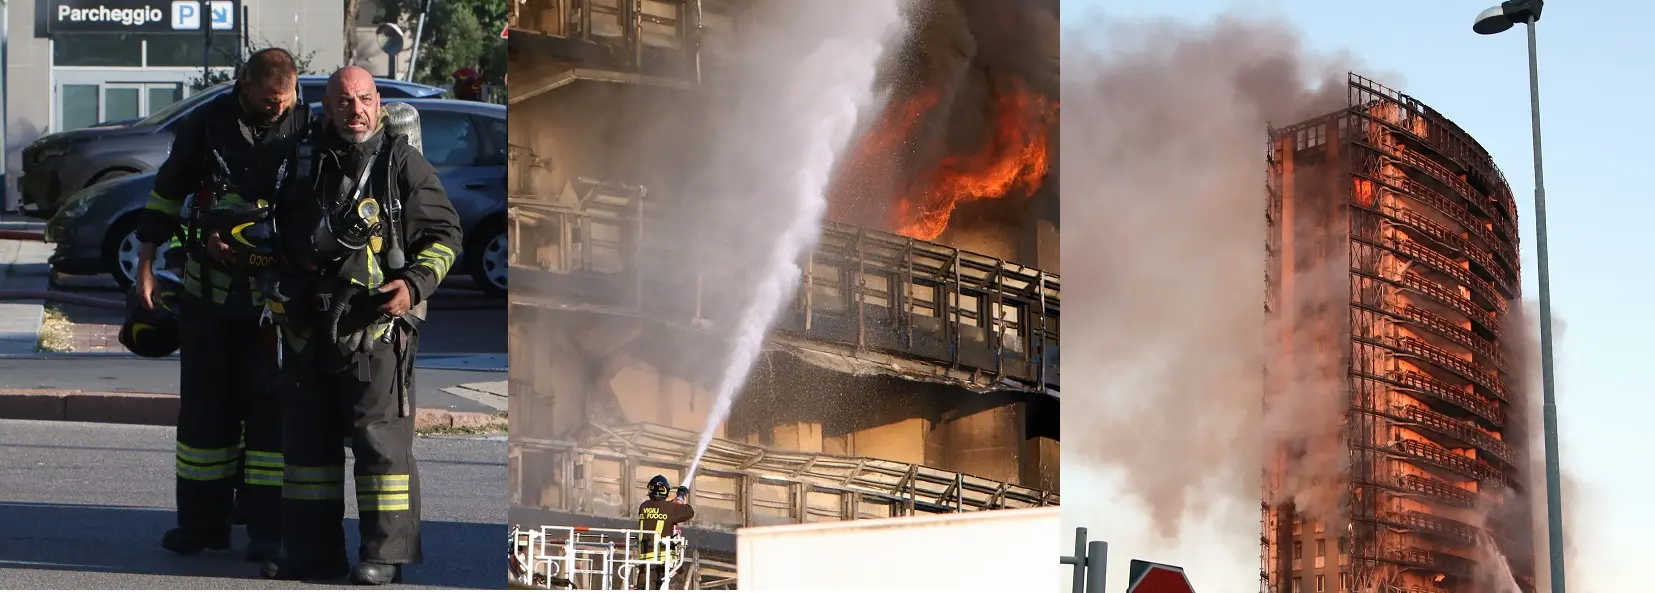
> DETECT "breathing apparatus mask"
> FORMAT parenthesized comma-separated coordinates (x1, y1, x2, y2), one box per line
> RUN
(310, 102, 422, 271)
(310, 102, 425, 349)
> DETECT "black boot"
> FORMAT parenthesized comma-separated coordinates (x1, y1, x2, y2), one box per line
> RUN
(245, 539, 281, 562)
(261, 557, 350, 581)
(161, 528, 230, 556)
(350, 562, 403, 586)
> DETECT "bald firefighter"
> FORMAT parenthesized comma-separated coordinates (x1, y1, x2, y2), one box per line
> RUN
(260, 66, 462, 585)
(636, 476, 695, 590)
(134, 48, 309, 563)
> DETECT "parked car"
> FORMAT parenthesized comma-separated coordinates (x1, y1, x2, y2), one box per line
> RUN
(44, 98, 508, 297)
(18, 77, 447, 219)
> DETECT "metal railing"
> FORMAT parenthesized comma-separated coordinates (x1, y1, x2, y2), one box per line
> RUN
(1349, 73, 1518, 228)
(507, 191, 1060, 393)
(509, 422, 1059, 531)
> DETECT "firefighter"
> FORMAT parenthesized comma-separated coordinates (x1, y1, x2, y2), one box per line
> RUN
(260, 65, 462, 586)
(635, 476, 696, 590)
(132, 47, 309, 563)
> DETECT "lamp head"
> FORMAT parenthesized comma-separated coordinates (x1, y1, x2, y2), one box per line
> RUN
(1475, 0, 1544, 35)
(1474, 6, 1514, 34)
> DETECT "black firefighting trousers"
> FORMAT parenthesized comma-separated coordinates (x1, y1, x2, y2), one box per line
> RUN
(279, 324, 423, 567)
(175, 306, 283, 543)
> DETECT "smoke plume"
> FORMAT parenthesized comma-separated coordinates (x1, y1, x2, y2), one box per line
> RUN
(1502, 300, 1581, 593)
(1061, 15, 1384, 541)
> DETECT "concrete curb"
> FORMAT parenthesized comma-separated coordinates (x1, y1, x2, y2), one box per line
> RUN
(0, 388, 504, 431)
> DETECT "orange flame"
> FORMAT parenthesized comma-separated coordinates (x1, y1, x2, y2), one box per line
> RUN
(894, 78, 1055, 240)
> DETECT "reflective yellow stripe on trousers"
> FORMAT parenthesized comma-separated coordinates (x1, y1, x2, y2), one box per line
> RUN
(283, 465, 346, 501)
(356, 474, 411, 512)
(176, 441, 240, 481)
(243, 449, 284, 487)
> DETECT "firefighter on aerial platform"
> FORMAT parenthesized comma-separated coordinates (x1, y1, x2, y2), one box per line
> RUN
(259, 65, 462, 586)
(636, 475, 696, 590)
(131, 47, 309, 563)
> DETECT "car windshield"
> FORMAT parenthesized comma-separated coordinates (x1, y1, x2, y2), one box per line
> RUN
(135, 83, 229, 127)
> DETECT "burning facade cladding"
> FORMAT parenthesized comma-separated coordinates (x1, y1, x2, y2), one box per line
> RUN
(1262, 75, 1535, 593)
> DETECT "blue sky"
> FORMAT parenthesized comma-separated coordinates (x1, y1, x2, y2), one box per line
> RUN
(1061, 0, 1652, 591)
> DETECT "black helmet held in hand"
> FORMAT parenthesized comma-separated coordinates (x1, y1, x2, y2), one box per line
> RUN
(647, 475, 672, 501)
(118, 285, 181, 358)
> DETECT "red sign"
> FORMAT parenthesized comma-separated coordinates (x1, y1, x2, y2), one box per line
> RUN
(501, 25, 509, 39)
(1127, 562, 1196, 593)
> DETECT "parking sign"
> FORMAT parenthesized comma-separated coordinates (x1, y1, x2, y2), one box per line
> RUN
(210, 0, 235, 30)
(171, 1, 199, 30)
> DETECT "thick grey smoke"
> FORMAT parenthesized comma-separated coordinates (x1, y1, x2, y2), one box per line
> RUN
(1061, 14, 1384, 542)
(1502, 301, 1580, 593)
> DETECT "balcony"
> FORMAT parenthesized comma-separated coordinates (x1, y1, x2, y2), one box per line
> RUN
(1382, 547, 1477, 579)
(1352, 155, 1519, 274)
(1394, 404, 1514, 465)
(1349, 74, 1518, 228)
(1385, 238, 1507, 313)
(1383, 205, 1515, 298)
(1391, 304, 1508, 375)
(1395, 473, 1476, 508)
(1397, 273, 1498, 336)
(1389, 371, 1504, 427)
(506, 196, 1061, 394)
(1374, 136, 1519, 244)
(1394, 439, 1511, 486)
(1393, 337, 1509, 403)
(1358, 510, 1478, 545)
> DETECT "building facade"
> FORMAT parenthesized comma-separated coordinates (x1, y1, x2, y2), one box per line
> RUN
(1262, 74, 1534, 593)
(4, 0, 344, 209)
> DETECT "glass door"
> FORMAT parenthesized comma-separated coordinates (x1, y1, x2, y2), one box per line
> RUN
(103, 84, 144, 125)
(56, 82, 187, 131)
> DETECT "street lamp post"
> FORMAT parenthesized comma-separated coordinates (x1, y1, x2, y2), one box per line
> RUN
(1473, 2, 1564, 593)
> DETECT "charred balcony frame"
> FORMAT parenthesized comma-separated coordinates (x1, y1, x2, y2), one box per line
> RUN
(1261, 74, 1531, 593)
(506, 180, 1061, 395)
(509, 421, 1059, 530)
(508, 0, 710, 83)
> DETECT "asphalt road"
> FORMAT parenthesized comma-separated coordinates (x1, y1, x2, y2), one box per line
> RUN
(0, 356, 504, 414)
(0, 419, 506, 589)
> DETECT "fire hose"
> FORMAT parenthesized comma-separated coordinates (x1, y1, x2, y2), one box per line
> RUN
(0, 229, 46, 241)
(0, 290, 124, 310)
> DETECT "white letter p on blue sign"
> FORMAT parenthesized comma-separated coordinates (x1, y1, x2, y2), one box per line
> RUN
(171, 1, 199, 30)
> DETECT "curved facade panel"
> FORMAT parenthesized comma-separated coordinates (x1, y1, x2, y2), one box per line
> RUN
(1262, 74, 1534, 593)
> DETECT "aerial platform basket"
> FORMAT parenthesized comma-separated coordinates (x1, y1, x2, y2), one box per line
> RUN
(510, 524, 688, 590)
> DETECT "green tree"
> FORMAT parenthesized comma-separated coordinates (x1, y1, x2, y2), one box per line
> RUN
(380, 0, 507, 86)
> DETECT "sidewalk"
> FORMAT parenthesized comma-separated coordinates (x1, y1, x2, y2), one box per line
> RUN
(0, 239, 52, 355)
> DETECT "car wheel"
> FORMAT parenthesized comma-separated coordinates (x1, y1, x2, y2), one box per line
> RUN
(467, 220, 508, 298)
(104, 216, 171, 289)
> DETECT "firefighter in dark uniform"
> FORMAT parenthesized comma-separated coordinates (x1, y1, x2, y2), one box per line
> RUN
(133, 48, 308, 563)
(636, 476, 695, 590)
(260, 65, 462, 586)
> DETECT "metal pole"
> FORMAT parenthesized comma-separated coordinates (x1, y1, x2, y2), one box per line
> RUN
(405, 0, 433, 82)
(1061, 527, 1088, 593)
(1524, 16, 1567, 593)
(1086, 541, 1108, 593)
(202, 1, 212, 82)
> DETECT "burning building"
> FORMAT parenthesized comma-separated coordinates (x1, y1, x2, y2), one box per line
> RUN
(505, 0, 1059, 588)
(1262, 74, 1535, 593)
